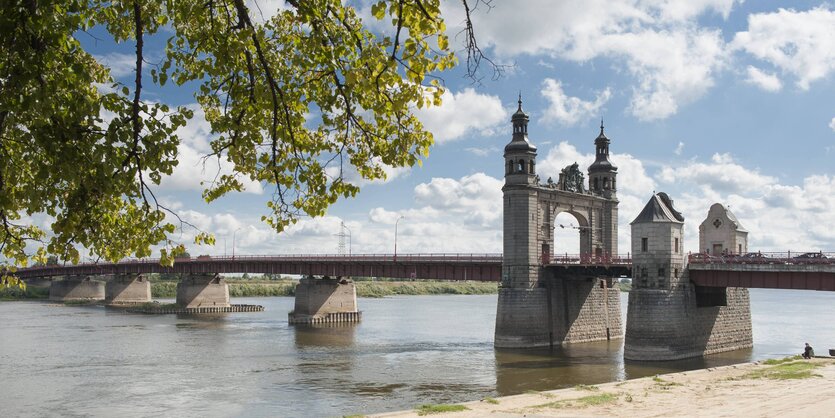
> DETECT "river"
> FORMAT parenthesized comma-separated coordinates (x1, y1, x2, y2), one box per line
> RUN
(1, 289, 833, 417)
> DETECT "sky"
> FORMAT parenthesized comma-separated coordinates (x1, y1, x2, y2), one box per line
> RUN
(83, 0, 835, 259)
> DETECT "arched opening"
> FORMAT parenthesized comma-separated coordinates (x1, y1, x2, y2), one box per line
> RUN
(552, 211, 583, 261)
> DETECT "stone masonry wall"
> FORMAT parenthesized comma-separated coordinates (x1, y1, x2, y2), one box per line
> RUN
(105, 276, 151, 304)
(49, 278, 105, 301)
(552, 277, 623, 343)
(624, 277, 752, 361)
(494, 287, 550, 348)
(293, 278, 358, 317)
(176, 275, 230, 308)
(495, 278, 622, 348)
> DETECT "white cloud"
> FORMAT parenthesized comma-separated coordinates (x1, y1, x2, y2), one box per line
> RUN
(538, 141, 655, 197)
(465, 146, 499, 157)
(324, 156, 411, 187)
(732, 6, 835, 90)
(441, 0, 731, 121)
(654, 153, 835, 252)
(744, 66, 783, 92)
(158, 105, 264, 194)
(540, 79, 611, 126)
(415, 88, 508, 143)
(642, 0, 740, 21)
(362, 173, 505, 253)
(611, 28, 726, 120)
(246, 0, 290, 23)
(674, 141, 684, 155)
(829, 117, 835, 132)
(94, 53, 137, 78)
(658, 153, 776, 194)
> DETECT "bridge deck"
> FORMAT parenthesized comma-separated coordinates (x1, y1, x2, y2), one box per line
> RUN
(688, 253, 835, 291)
(12, 253, 633, 282)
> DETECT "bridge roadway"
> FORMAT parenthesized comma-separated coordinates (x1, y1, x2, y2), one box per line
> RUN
(688, 252, 835, 291)
(12, 252, 834, 291)
(13, 253, 633, 282)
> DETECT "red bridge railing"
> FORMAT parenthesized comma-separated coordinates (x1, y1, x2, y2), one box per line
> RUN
(687, 251, 834, 265)
(543, 253, 632, 265)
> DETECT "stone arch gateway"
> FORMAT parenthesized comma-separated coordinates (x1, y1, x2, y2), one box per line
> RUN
(495, 98, 622, 348)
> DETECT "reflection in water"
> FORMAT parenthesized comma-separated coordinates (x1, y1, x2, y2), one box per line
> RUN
(293, 323, 358, 348)
(495, 340, 624, 395)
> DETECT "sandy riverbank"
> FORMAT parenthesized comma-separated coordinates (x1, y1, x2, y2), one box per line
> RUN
(372, 357, 835, 417)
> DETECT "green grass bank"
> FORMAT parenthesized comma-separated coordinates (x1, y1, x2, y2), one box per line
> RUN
(150, 280, 500, 298)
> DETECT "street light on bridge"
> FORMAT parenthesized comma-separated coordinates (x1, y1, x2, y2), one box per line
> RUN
(394, 215, 405, 262)
(232, 227, 243, 259)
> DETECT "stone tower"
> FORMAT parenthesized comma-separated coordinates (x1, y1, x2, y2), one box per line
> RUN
(625, 193, 752, 360)
(699, 203, 748, 255)
(495, 97, 622, 349)
(629, 192, 686, 291)
(501, 95, 540, 289)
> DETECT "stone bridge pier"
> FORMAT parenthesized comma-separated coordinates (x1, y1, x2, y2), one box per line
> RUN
(176, 274, 230, 309)
(624, 195, 752, 361)
(49, 276, 105, 302)
(289, 277, 361, 324)
(105, 274, 151, 305)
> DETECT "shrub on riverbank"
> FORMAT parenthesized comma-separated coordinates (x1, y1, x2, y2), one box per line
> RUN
(0, 286, 49, 300)
(149, 280, 497, 298)
(356, 281, 498, 298)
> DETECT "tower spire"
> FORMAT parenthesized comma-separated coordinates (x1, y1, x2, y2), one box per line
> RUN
(600, 118, 604, 135)
(517, 91, 522, 111)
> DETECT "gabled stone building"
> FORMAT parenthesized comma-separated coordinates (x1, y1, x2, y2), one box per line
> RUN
(699, 203, 748, 255)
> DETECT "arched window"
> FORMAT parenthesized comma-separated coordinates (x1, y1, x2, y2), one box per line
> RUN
(507, 160, 513, 174)
(593, 178, 599, 190)
(603, 178, 610, 189)
(518, 159, 526, 173)
(529, 161, 535, 174)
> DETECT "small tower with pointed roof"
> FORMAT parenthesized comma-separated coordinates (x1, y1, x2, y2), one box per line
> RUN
(630, 192, 686, 290)
(588, 120, 618, 199)
(504, 94, 538, 186)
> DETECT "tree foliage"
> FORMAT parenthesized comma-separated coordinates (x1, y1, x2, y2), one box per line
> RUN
(0, 0, 469, 272)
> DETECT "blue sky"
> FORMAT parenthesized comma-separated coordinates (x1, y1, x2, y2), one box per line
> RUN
(82, 0, 835, 258)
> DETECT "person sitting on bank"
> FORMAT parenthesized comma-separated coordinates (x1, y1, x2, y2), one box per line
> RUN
(802, 343, 814, 359)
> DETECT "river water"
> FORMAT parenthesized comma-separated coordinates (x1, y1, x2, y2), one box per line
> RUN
(1, 289, 833, 417)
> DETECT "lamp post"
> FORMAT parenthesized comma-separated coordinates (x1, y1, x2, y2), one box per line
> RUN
(232, 227, 243, 259)
(394, 215, 404, 262)
(343, 223, 352, 257)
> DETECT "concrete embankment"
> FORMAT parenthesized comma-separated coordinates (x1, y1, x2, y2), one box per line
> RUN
(371, 357, 835, 417)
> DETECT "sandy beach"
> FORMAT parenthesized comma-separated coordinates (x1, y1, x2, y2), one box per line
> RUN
(372, 357, 835, 418)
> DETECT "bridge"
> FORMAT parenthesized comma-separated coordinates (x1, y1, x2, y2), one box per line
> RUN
(688, 252, 835, 291)
(15, 252, 834, 290)
(15, 253, 636, 282)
